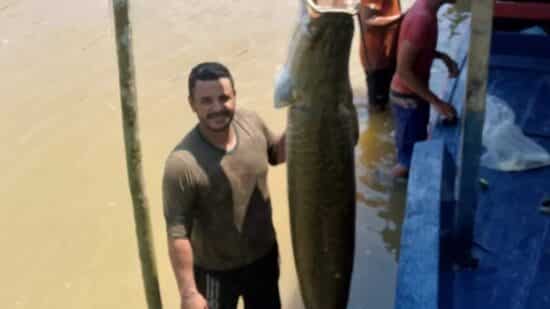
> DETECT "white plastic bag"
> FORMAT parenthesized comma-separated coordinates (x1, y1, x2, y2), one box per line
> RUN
(481, 95, 550, 171)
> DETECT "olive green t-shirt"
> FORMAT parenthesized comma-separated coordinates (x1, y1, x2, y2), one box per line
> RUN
(163, 109, 280, 270)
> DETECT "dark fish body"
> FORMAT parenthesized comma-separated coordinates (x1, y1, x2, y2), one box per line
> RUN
(275, 5, 358, 308)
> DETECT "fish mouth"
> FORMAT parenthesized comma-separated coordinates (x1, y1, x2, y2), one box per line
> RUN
(273, 4, 354, 109)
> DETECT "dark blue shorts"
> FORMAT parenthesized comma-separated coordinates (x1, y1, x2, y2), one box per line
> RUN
(390, 91, 430, 168)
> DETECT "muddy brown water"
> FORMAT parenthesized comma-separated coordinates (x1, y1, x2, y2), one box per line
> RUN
(0, 1, 415, 308)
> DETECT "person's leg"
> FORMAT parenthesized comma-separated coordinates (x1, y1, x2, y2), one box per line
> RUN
(411, 103, 430, 142)
(379, 67, 396, 105)
(194, 266, 240, 309)
(368, 68, 395, 112)
(391, 102, 412, 177)
(390, 97, 429, 178)
(240, 246, 281, 309)
(367, 70, 383, 112)
(399, 103, 429, 167)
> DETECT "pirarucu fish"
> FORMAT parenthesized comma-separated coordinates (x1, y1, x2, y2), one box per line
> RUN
(274, 1, 358, 308)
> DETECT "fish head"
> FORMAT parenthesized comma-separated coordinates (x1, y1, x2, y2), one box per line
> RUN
(274, 1, 355, 109)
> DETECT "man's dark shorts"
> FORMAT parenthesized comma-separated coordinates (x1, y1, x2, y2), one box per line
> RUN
(367, 67, 395, 109)
(390, 90, 430, 168)
(194, 245, 281, 309)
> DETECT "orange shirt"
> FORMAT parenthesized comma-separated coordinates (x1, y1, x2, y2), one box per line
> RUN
(359, 0, 401, 71)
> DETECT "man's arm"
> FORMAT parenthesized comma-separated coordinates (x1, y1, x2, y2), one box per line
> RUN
(255, 111, 286, 165)
(365, 14, 403, 27)
(163, 157, 207, 309)
(168, 237, 197, 297)
(435, 51, 459, 78)
(273, 132, 286, 165)
(168, 238, 208, 309)
(396, 40, 456, 119)
(359, 0, 402, 27)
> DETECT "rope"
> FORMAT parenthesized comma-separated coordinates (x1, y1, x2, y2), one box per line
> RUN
(306, 0, 359, 15)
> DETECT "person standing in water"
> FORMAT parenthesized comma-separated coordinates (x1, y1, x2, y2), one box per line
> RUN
(358, 0, 403, 112)
(162, 62, 286, 309)
(390, 0, 459, 178)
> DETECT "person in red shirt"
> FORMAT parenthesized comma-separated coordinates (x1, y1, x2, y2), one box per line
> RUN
(389, 0, 459, 178)
(358, 0, 403, 112)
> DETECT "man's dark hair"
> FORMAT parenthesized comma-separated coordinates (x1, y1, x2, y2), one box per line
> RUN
(188, 62, 235, 98)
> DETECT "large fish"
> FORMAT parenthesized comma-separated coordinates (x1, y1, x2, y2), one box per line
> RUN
(274, 1, 358, 308)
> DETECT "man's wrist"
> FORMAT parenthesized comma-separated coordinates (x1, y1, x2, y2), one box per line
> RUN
(436, 51, 449, 61)
(429, 96, 443, 106)
(181, 288, 198, 299)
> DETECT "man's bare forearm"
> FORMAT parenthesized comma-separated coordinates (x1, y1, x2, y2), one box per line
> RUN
(397, 67, 439, 105)
(275, 132, 286, 165)
(434, 50, 449, 59)
(435, 50, 459, 77)
(168, 237, 199, 298)
(366, 14, 402, 27)
(397, 62, 458, 119)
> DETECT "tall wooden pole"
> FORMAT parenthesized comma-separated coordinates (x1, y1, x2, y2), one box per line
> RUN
(454, 0, 494, 266)
(455, 0, 471, 12)
(111, 1, 163, 308)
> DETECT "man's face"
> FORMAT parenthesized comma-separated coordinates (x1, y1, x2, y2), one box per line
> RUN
(189, 77, 236, 133)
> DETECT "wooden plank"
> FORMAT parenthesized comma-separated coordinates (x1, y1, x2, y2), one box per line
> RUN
(495, 1, 550, 21)
(454, 0, 495, 265)
(111, 1, 163, 308)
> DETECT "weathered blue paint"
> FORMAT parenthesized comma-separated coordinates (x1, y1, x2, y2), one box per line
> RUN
(448, 31, 550, 308)
(395, 9, 550, 309)
(394, 140, 455, 309)
(522, 82, 550, 137)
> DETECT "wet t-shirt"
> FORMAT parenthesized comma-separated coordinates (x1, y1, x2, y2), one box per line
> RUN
(391, 0, 438, 94)
(163, 109, 280, 270)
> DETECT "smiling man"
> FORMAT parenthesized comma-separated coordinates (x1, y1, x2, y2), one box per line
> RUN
(162, 62, 286, 309)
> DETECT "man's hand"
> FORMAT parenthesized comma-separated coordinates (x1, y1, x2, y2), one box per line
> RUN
(365, 13, 403, 27)
(181, 291, 208, 309)
(445, 57, 459, 78)
(433, 98, 457, 121)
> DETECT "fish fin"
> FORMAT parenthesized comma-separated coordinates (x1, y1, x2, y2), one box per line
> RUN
(274, 65, 296, 108)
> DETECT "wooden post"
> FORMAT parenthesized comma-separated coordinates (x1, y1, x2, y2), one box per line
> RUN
(111, 1, 163, 308)
(454, 0, 494, 266)
(455, 0, 471, 12)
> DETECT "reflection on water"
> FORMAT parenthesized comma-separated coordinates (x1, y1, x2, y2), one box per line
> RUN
(348, 102, 408, 309)
(356, 107, 406, 261)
